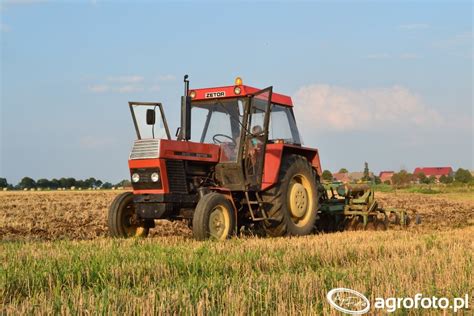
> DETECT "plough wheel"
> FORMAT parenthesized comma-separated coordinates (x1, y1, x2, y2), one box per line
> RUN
(344, 215, 388, 231)
(366, 215, 388, 231)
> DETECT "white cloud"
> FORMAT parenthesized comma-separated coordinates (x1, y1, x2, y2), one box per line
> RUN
(114, 85, 144, 93)
(157, 74, 176, 82)
(366, 53, 391, 60)
(400, 53, 420, 59)
(398, 23, 429, 30)
(88, 84, 109, 93)
(88, 84, 144, 93)
(0, 23, 10, 32)
(106, 75, 144, 83)
(149, 85, 160, 92)
(293, 84, 444, 132)
(3, 0, 46, 4)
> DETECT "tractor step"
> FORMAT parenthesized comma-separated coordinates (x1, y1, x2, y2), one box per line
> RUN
(244, 191, 268, 221)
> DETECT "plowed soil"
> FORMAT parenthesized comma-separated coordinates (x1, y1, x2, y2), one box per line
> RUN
(0, 190, 472, 241)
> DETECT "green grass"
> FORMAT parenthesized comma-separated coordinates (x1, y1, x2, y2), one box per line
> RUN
(2, 228, 473, 315)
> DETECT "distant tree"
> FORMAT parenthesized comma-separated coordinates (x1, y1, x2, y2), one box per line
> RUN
(391, 170, 414, 187)
(36, 178, 51, 189)
(50, 179, 60, 189)
(362, 162, 370, 181)
(115, 179, 131, 187)
(84, 177, 97, 188)
(439, 175, 453, 184)
(322, 170, 333, 181)
(101, 182, 112, 189)
(428, 175, 437, 184)
(383, 180, 391, 185)
(95, 179, 103, 188)
(19, 177, 36, 189)
(454, 168, 473, 183)
(416, 172, 430, 184)
(59, 178, 68, 188)
(0, 178, 8, 188)
(338, 168, 348, 174)
(374, 176, 381, 185)
(75, 180, 85, 189)
(65, 178, 76, 188)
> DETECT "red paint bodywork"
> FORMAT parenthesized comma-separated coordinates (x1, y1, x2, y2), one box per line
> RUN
(128, 139, 220, 195)
(262, 144, 322, 190)
(190, 85, 293, 106)
(159, 139, 220, 162)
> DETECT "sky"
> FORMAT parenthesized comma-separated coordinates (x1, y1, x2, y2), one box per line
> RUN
(1, 0, 472, 184)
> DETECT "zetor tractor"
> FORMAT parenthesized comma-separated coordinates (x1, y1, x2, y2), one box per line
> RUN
(108, 76, 413, 240)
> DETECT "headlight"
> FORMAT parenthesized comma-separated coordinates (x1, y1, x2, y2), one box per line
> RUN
(234, 86, 241, 95)
(150, 172, 160, 182)
(131, 173, 140, 183)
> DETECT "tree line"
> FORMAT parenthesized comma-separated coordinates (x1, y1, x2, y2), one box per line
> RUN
(0, 177, 131, 190)
(320, 165, 473, 185)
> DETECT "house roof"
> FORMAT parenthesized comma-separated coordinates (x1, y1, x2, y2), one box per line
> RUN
(379, 171, 395, 177)
(333, 173, 350, 182)
(413, 167, 453, 176)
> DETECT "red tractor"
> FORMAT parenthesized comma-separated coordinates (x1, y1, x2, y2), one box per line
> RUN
(108, 75, 324, 240)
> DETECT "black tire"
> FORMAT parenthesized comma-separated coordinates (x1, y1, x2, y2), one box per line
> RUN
(262, 154, 318, 237)
(192, 192, 236, 240)
(108, 192, 149, 238)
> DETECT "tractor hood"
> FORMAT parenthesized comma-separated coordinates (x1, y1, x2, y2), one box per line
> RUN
(129, 138, 220, 163)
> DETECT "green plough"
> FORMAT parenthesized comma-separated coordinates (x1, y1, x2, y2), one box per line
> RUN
(317, 184, 420, 232)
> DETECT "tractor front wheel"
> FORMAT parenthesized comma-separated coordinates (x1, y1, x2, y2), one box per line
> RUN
(108, 192, 149, 238)
(192, 192, 235, 240)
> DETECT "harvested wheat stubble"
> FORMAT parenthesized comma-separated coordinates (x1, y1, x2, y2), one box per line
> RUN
(0, 190, 472, 241)
(0, 191, 191, 241)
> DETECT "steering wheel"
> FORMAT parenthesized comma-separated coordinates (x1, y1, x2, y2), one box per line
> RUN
(212, 134, 236, 145)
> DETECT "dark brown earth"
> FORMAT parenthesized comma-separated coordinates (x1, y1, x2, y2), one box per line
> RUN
(1, 190, 472, 241)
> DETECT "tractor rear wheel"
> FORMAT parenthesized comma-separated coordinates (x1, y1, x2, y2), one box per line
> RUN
(262, 154, 318, 237)
(108, 192, 149, 238)
(192, 192, 235, 240)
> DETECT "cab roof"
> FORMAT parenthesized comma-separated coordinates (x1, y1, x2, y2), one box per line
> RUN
(189, 85, 293, 107)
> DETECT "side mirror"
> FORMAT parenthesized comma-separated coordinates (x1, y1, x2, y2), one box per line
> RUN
(146, 109, 156, 125)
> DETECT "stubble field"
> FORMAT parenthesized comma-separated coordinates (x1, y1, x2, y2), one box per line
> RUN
(1, 190, 473, 314)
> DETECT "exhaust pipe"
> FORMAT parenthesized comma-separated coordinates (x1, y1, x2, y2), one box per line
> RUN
(179, 75, 191, 141)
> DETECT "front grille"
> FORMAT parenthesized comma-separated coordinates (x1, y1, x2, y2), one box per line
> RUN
(165, 160, 188, 193)
(129, 139, 160, 160)
(131, 168, 162, 190)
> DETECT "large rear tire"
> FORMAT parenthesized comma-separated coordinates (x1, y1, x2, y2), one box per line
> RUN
(262, 154, 318, 237)
(108, 192, 149, 238)
(192, 192, 236, 240)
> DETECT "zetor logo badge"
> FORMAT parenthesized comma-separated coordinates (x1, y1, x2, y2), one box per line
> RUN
(327, 288, 371, 315)
(205, 91, 226, 98)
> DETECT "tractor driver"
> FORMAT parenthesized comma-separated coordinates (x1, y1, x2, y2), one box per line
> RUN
(247, 125, 265, 171)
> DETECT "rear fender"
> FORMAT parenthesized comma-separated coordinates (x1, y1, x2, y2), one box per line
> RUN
(262, 144, 322, 191)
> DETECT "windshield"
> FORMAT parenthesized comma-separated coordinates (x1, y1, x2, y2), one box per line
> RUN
(191, 98, 246, 162)
(129, 103, 170, 140)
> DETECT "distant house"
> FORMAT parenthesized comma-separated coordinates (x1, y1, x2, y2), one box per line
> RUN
(333, 172, 351, 183)
(413, 167, 453, 181)
(348, 172, 374, 182)
(379, 171, 395, 184)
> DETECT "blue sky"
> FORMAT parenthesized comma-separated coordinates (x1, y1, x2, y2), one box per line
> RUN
(1, 0, 472, 184)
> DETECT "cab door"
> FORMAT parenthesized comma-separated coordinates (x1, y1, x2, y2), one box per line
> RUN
(243, 87, 273, 190)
